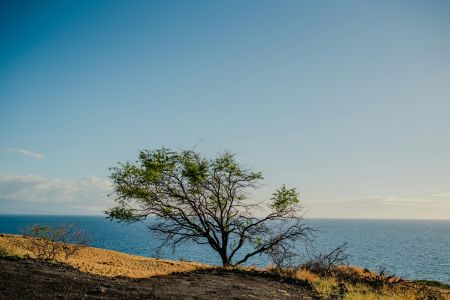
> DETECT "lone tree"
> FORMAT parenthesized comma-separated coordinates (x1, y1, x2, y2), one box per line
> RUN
(106, 148, 311, 267)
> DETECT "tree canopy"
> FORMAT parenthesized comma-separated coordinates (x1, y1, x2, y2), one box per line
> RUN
(106, 148, 311, 266)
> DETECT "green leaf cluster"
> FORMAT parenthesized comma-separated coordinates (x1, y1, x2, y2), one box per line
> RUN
(271, 185, 300, 212)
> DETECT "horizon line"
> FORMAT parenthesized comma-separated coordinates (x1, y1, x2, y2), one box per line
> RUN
(0, 214, 448, 221)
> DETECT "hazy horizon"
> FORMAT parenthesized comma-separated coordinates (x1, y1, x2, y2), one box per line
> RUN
(2, 213, 450, 221)
(1, 1, 449, 219)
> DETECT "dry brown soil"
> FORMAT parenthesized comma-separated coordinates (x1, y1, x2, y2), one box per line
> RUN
(0, 256, 319, 299)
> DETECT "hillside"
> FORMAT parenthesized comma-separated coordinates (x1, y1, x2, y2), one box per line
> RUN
(0, 233, 205, 278)
(0, 234, 448, 299)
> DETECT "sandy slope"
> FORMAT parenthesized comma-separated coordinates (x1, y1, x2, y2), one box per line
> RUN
(0, 234, 206, 278)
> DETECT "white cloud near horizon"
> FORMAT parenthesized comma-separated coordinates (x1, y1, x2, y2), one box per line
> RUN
(432, 192, 450, 198)
(0, 174, 113, 214)
(313, 193, 450, 204)
(305, 193, 450, 220)
(5, 148, 45, 159)
(0, 173, 448, 219)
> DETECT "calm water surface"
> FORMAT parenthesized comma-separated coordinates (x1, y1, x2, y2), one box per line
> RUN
(0, 215, 448, 284)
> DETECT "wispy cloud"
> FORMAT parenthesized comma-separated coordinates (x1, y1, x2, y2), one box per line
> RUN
(432, 192, 450, 198)
(316, 194, 450, 206)
(5, 148, 45, 159)
(306, 193, 450, 219)
(0, 174, 113, 214)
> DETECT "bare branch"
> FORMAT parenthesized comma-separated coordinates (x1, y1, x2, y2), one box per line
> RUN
(106, 147, 313, 266)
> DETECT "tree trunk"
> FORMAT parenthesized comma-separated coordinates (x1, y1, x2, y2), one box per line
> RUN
(222, 258, 231, 267)
(219, 250, 230, 267)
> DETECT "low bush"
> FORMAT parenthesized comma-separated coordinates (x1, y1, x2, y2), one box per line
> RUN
(301, 242, 348, 277)
(264, 242, 443, 300)
(13, 224, 89, 261)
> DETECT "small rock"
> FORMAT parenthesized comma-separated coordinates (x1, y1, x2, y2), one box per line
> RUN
(92, 287, 107, 294)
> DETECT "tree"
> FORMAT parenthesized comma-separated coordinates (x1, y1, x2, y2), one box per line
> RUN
(106, 148, 311, 267)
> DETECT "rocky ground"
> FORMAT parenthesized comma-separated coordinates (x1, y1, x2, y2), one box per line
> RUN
(0, 256, 319, 299)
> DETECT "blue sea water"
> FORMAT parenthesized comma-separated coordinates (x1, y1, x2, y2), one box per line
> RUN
(0, 215, 448, 284)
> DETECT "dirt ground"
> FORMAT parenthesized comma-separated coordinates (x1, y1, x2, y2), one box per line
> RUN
(0, 256, 319, 299)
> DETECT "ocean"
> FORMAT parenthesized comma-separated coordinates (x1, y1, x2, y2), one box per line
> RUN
(0, 215, 448, 284)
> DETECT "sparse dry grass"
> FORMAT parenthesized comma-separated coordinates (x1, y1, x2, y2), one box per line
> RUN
(264, 264, 448, 300)
(294, 267, 321, 282)
(0, 234, 207, 278)
(308, 275, 444, 300)
(312, 277, 340, 298)
(342, 283, 419, 300)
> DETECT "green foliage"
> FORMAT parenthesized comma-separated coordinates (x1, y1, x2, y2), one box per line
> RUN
(107, 207, 142, 222)
(271, 185, 300, 212)
(254, 236, 264, 248)
(106, 147, 309, 266)
(107, 148, 264, 222)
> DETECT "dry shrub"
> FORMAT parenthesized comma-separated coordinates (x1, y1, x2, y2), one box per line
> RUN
(301, 242, 348, 277)
(264, 241, 442, 299)
(331, 265, 403, 290)
(268, 241, 442, 300)
(267, 243, 298, 273)
(310, 267, 442, 300)
(13, 224, 89, 260)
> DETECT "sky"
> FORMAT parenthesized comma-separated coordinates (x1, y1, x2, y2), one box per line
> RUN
(0, 0, 449, 219)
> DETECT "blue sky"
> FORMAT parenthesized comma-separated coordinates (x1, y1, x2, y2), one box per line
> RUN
(1, 0, 449, 218)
